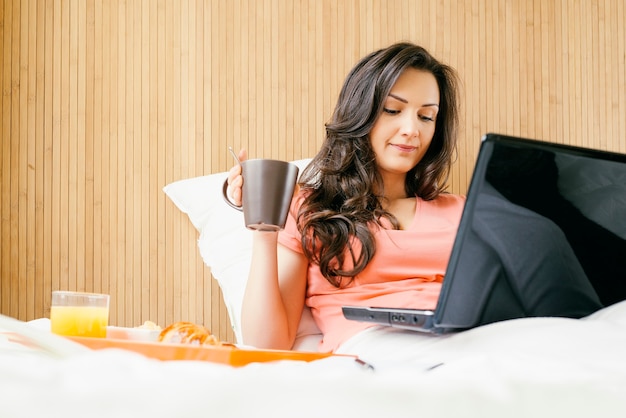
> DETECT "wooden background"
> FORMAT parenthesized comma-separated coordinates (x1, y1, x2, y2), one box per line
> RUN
(1, 0, 624, 343)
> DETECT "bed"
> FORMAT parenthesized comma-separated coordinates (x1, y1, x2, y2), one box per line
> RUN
(1, 160, 625, 418)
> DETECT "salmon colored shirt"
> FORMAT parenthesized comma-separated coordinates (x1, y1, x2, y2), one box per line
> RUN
(278, 192, 466, 352)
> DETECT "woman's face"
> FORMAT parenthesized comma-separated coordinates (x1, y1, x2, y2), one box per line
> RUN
(369, 68, 440, 180)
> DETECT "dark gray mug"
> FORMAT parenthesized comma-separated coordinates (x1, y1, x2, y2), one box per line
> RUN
(222, 159, 299, 231)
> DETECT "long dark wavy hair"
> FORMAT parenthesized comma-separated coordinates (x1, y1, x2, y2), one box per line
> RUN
(296, 42, 461, 287)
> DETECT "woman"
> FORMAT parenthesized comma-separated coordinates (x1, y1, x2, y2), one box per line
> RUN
(228, 42, 465, 352)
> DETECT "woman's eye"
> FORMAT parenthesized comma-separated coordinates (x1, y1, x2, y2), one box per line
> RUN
(419, 115, 435, 122)
(383, 108, 400, 115)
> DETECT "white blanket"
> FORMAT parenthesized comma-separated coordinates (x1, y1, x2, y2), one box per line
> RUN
(2, 302, 626, 418)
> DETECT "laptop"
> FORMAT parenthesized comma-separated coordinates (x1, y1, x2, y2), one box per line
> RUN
(343, 133, 626, 333)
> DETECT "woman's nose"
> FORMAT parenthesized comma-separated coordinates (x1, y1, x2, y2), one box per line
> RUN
(400, 113, 420, 138)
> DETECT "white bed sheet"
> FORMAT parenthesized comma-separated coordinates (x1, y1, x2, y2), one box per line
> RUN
(2, 302, 626, 418)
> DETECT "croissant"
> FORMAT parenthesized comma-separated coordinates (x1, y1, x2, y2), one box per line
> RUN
(157, 321, 220, 346)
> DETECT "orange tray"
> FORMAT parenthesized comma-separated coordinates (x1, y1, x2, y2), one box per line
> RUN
(67, 336, 346, 367)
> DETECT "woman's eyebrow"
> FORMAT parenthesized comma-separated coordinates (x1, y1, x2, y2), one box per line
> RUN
(388, 93, 439, 108)
(388, 93, 408, 103)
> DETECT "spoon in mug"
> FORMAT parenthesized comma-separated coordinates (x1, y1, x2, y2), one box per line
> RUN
(228, 146, 242, 166)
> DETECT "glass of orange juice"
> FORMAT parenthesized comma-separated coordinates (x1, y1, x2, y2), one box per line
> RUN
(50, 291, 110, 338)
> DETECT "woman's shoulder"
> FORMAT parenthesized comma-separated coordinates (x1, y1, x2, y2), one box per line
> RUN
(287, 187, 314, 220)
(290, 187, 310, 209)
(417, 192, 466, 216)
(421, 192, 466, 206)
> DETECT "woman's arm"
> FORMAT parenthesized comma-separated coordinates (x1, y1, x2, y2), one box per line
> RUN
(241, 231, 309, 350)
(227, 149, 309, 350)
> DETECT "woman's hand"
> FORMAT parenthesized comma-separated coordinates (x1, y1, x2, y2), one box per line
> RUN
(226, 148, 248, 206)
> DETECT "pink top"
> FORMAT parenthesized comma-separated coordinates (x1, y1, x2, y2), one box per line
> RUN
(278, 192, 466, 352)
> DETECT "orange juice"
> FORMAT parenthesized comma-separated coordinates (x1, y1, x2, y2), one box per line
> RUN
(50, 306, 109, 338)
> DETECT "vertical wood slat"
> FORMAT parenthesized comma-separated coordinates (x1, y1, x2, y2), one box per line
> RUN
(91, 0, 100, 297)
(1, 0, 625, 344)
(0, 0, 6, 318)
(42, 0, 53, 323)
(103, 0, 114, 325)
(17, 0, 26, 321)
(146, 0, 157, 333)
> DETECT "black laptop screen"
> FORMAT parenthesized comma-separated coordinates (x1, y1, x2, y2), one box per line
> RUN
(436, 134, 626, 330)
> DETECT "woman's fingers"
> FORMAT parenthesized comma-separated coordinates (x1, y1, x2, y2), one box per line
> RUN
(238, 148, 248, 162)
(226, 148, 248, 206)
(229, 174, 243, 206)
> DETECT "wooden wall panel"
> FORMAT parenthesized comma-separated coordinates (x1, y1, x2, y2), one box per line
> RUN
(1, 0, 625, 343)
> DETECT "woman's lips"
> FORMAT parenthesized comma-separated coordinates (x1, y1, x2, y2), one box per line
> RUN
(391, 144, 417, 153)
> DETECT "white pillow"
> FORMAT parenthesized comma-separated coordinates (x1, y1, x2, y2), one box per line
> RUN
(163, 159, 322, 349)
